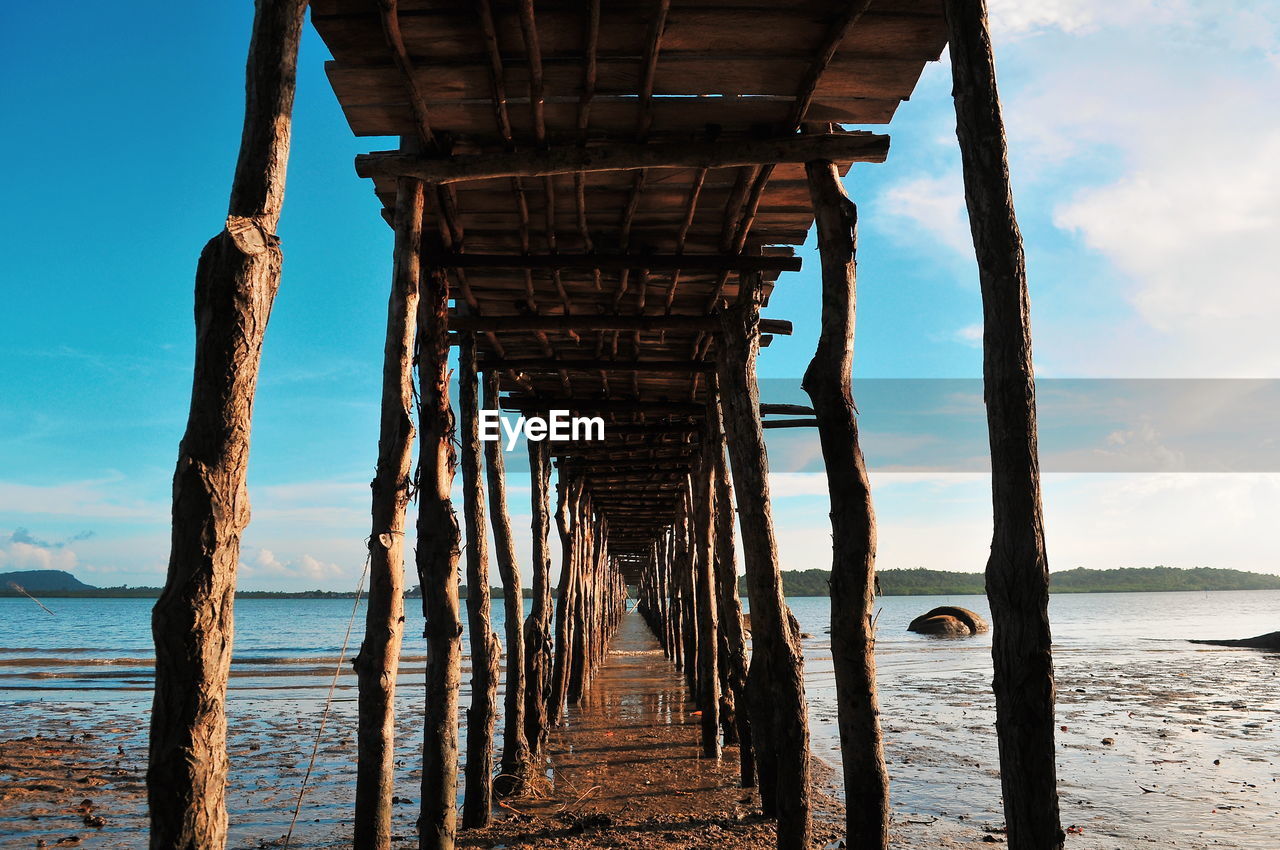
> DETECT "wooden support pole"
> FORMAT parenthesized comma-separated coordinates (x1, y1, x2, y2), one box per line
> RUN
(148, 3, 306, 848)
(459, 334, 499, 829)
(423, 251, 800, 273)
(944, 2, 1063, 848)
(523, 439, 554, 756)
(675, 493, 697, 686)
(415, 263, 464, 850)
(716, 273, 811, 850)
(710, 382, 754, 786)
(355, 132, 889, 183)
(802, 159, 889, 849)
(549, 477, 579, 724)
(693, 431, 721, 758)
(354, 173, 422, 850)
(484, 372, 533, 796)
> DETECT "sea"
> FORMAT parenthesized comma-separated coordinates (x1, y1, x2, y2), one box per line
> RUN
(2, 591, 1277, 848)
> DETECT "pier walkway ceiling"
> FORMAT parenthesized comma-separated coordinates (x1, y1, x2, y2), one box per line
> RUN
(310, 0, 948, 563)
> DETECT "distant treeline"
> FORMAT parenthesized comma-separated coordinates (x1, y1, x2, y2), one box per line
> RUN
(745, 566, 1280, 597)
(8, 566, 1280, 600)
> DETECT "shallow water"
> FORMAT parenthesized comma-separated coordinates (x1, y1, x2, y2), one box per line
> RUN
(2, 591, 1277, 847)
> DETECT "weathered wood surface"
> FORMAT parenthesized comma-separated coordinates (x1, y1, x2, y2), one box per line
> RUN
(148, 3, 306, 848)
(484, 372, 532, 795)
(415, 264, 464, 850)
(354, 173, 421, 850)
(693, 435, 721, 758)
(459, 335, 500, 828)
(709, 386, 754, 786)
(523, 439, 554, 756)
(356, 133, 889, 183)
(802, 158, 888, 849)
(716, 274, 811, 850)
(421, 251, 800, 273)
(451, 314, 793, 335)
(945, 1, 1063, 848)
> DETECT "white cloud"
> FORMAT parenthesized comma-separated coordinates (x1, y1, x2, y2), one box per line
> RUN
(240, 547, 346, 582)
(0, 536, 80, 572)
(877, 173, 972, 255)
(953, 323, 983, 347)
(0, 477, 161, 520)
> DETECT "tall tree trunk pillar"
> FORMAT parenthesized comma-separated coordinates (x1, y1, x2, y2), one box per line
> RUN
(715, 273, 811, 850)
(148, 3, 307, 848)
(416, 263, 463, 850)
(944, 2, 1063, 848)
(354, 169, 423, 850)
(459, 333, 499, 828)
(802, 159, 889, 849)
(484, 372, 533, 795)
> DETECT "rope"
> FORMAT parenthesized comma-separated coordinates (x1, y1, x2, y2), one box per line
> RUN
(283, 553, 371, 849)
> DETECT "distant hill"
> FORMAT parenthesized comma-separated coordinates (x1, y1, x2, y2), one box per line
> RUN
(756, 566, 1280, 597)
(9, 566, 1280, 600)
(1, 569, 95, 593)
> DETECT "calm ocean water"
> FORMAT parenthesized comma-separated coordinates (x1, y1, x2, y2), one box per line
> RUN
(7, 590, 1276, 697)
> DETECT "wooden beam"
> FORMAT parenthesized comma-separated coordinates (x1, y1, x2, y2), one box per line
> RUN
(355, 132, 889, 183)
(452, 314, 792, 335)
(424, 251, 799, 273)
(760, 403, 815, 416)
(501, 397, 704, 415)
(483, 357, 713, 373)
(762, 418, 819, 430)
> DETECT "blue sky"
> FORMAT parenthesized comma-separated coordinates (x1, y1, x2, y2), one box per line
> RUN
(3, 2, 1279, 589)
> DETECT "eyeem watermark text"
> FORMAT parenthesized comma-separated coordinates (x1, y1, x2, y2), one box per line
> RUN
(479, 409, 604, 450)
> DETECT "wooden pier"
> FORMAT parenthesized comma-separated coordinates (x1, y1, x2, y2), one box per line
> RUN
(147, 2, 1064, 850)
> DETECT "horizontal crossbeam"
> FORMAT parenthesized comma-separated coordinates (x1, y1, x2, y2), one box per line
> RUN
(355, 132, 889, 183)
(452, 314, 792, 335)
(425, 252, 800, 273)
(481, 357, 713, 373)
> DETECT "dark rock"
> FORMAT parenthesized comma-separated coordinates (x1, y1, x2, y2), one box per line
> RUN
(909, 614, 972, 637)
(908, 606, 989, 636)
(1189, 631, 1280, 650)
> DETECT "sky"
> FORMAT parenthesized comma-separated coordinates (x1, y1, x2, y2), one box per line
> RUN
(2, 1, 1279, 590)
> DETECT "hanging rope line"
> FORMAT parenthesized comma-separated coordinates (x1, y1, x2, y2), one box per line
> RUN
(283, 552, 371, 849)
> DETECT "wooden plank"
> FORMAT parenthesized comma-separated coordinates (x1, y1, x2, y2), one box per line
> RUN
(423, 251, 799, 273)
(450, 314, 792, 335)
(480, 357, 714, 373)
(355, 133, 888, 183)
(327, 55, 927, 107)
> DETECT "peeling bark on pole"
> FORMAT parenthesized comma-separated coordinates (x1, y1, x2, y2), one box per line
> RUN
(716, 273, 811, 850)
(549, 478, 579, 724)
(354, 173, 422, 850)
(710, 394, 754, 786)
(523, 439, 554, 755)
(460, 335, 499, 829)
(484, 372, 533, 796)
(693, 439, 721, 758)
(415, 264, 463, 850)
(147, 3, 306, 848)
(944, 3, 1063, 849)
(802, 159, 889, 850)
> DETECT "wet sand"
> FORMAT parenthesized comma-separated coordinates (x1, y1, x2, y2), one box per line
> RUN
(2, 609, 1277, 848)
